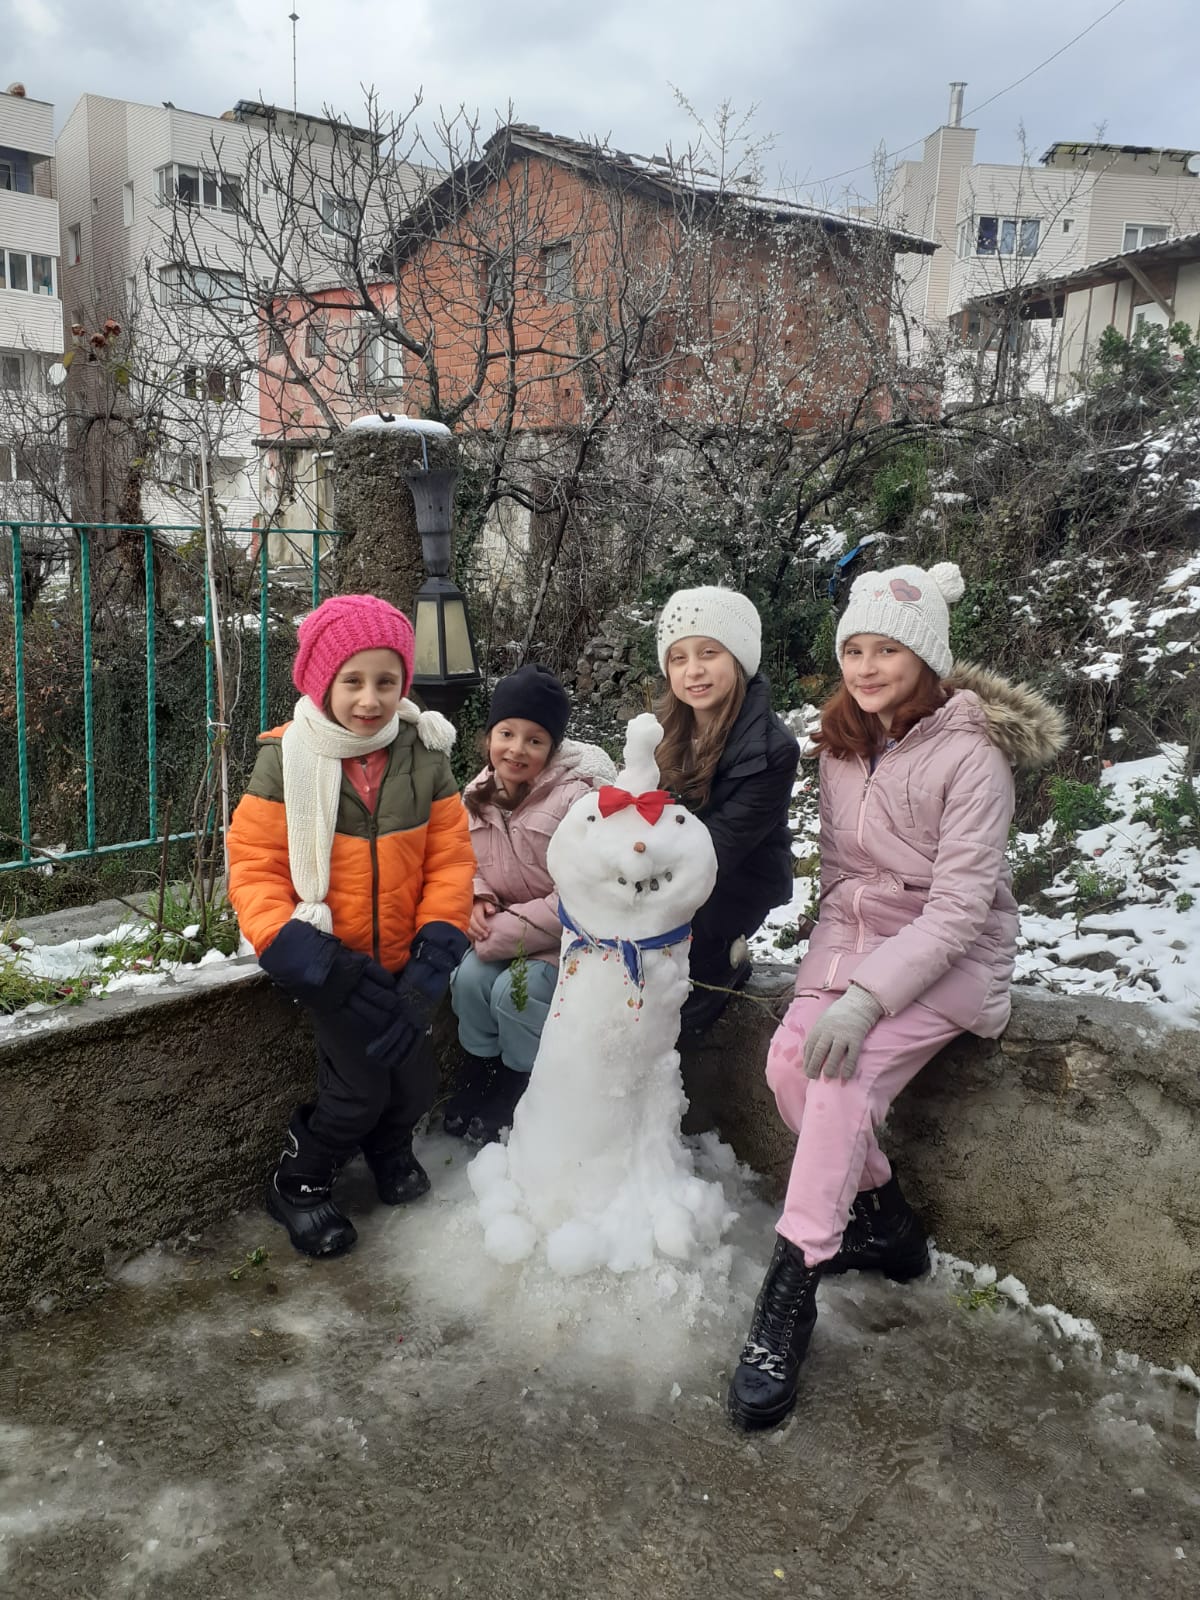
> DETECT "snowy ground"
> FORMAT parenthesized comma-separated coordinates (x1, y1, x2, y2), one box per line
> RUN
(1, 1131, 1198, 1598)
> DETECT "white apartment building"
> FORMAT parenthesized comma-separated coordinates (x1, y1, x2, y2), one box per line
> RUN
(55, 94, 390, 535)
(881, 84, 1200, 395)
(0, 83, 64, 514)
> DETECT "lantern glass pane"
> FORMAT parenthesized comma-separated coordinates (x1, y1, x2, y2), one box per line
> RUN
(413, 597, 442, 677)
(442, 598, 476, 676)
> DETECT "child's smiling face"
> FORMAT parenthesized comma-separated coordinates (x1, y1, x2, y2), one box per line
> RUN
(326, 648, 405, 733)
(488, 718, 553, 791)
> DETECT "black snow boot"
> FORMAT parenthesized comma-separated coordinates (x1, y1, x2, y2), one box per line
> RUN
(265, 1109, 357, 1259)
(466, 1063, 530, 1145)
(824, 1173, 929, 1282)
(728, 1236, 821, 1431)
(362, 1130, 431, 1207)
(442, 1052, 501, 1137)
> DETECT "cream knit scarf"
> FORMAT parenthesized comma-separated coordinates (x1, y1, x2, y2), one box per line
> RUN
(281, 694, 456, 934)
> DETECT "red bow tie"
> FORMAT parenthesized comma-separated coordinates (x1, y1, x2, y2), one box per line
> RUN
(597, 786, 673, 825)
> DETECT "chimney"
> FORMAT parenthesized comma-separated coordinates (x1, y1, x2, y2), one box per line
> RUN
(948, 82, 966, 128)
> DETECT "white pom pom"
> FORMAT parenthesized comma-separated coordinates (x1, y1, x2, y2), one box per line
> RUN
(415, 708, 457, 754)
(928, 562, 965, 604)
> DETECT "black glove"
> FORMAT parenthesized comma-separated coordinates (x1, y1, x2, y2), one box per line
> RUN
(261, 920, 405, 1046)
(395, 921, 471, 1027)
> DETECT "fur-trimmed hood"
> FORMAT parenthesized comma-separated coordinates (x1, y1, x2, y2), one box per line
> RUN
(945, 662, 1067, 770)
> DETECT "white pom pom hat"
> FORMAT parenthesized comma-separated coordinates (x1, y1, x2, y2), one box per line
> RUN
(656, 586, 762, 677)
(834, 561, 965, 679)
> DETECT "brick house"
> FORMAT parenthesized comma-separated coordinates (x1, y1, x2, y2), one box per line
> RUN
(257, 124, 933, 530)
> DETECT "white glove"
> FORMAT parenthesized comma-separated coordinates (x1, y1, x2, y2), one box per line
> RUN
(803, 985, 885, 1081)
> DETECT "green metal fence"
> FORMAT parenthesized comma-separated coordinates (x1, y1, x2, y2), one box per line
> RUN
(2, 521, 340, 874)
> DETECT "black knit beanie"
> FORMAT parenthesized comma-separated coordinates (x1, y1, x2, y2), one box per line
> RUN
(485, 664, 571, 744)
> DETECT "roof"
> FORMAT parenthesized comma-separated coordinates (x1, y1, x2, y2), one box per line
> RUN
(964, 228, 1200, 320)
(388, 123, 936, 263)
(231, 99, 379, 147)
(1040, 139, 1200, 167)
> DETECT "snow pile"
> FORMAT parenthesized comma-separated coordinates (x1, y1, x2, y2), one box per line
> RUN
(347, 413, 452, 437)
(1015, 747, 1200, 1023)
(468, 714, 737, 1275)
(0, 921, 250, 1037)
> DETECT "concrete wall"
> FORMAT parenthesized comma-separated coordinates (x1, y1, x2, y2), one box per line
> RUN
(3, 963, 1198, 1370)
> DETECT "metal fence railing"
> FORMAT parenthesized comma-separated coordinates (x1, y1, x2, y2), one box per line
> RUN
(1, 522, 342, 875)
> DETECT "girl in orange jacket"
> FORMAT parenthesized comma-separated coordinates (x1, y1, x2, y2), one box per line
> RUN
(227, 593, 474, 1259)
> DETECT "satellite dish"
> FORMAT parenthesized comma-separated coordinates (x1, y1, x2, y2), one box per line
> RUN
(1187, 152, 1200, 176)
(47, 362, 68, 387)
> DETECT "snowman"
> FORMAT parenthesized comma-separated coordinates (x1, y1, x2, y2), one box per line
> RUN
(468, 713, 736, 1276)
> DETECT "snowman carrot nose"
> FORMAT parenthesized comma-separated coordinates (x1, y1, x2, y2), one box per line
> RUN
(633, 841, 647, 854)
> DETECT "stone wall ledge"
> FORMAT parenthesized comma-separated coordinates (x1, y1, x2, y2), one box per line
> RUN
(3, 961, 1197, 1369)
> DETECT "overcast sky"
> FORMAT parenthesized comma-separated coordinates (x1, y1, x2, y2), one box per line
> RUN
(7, 0, 1198, 203)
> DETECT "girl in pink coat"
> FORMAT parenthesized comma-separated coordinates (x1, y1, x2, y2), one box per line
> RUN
(728, 561, 1066, 1431)
(445, 665, 615, 1143)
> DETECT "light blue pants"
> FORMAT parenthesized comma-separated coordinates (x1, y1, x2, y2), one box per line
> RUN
(450, 950, 559, 1074)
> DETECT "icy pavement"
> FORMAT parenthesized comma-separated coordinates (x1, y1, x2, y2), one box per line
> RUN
(2, 1134, 1198, 1600)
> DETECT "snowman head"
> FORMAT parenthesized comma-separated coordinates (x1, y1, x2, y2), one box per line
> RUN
(547, 713, 718, 941)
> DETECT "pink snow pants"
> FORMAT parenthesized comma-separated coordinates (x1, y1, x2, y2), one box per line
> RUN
(765, 991, 962, 1268)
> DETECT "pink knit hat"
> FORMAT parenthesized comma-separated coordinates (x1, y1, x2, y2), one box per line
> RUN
(292, 594, 415, 705)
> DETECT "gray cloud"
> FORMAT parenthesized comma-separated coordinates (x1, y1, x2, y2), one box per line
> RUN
(6, 0, 1197, 205)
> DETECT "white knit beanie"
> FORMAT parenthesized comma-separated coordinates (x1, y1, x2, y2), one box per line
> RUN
(656, 586, 762, 677)
(835, 562, 965, 678)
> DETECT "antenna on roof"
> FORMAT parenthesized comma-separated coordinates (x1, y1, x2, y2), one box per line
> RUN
(288, 11, 299, 114)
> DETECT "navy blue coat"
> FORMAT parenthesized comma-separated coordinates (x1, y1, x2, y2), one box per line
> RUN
(690, 673, 799, 976)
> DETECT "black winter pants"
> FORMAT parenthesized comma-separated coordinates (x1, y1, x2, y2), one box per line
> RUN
(305, 1014, 438, 1156)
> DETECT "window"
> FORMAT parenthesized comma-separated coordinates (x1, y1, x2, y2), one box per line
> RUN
(0, 162, 11, 192)
(1, 355, 22, 388)
(321, 193, 360, 237)
(480, 249, 514, 311)
(975, 215, 1040, 257)
(1133, 302, 1171, 334)
(305, 321, 328, 359)
(541, 242, 572, 301)
(158, 265, 245, 311)
(156, 164, 240, 212)
(1062, 218, 1073, 235)
(268, 323, 289, 358)
(1123, 223, 1169, 253)
(360, 326, 402, 392)
(122, 182, 134, 226)
(0, 249, 57, 296)
(67, 226, 82, 266)
(182, 365, 242, 402)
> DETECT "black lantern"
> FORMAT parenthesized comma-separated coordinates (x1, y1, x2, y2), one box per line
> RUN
(406, 461, 483, 717)
(405, 465, 459, 576)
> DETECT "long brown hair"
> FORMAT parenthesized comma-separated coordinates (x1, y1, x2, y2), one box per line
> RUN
(813, 665, 950, 761)
(654, 668, 748, 808)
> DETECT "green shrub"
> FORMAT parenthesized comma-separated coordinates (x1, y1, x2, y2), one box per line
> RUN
(1131, 776, 1199, 842)
(1048, 776, 1113, 834)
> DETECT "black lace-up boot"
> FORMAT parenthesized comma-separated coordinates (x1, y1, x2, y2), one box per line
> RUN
(442, 1053, 501, 1137)
(824, 1173, 929, 1282)
(265, 1109, 357, 1258)
(728, 1236, 821, 1430)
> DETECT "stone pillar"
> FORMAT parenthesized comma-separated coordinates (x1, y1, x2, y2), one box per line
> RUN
(331, 418, 459, 614)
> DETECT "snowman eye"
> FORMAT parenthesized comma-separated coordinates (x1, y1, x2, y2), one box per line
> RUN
(674, 814, 685, 825)
(587, 814, 596, 822)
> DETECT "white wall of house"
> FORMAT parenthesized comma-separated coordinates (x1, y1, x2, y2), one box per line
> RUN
(0, 88, 65, 518)
(881, 91, 1200, 393)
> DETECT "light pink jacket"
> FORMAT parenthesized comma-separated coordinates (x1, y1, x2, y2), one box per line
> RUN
(465, 739, 616, 965)
(794, 668, 1065, 1036)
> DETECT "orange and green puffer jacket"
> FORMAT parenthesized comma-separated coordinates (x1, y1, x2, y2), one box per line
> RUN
(227, 721, 474, 971)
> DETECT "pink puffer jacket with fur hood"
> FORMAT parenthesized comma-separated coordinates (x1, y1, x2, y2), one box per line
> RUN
(465, 739, 617, 963)
(794, 664, 1066, 1036)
